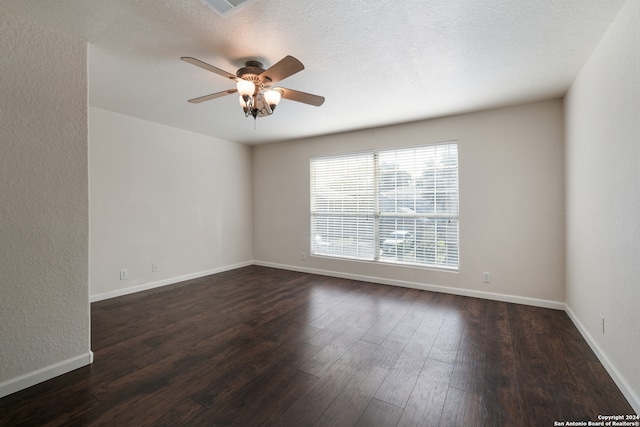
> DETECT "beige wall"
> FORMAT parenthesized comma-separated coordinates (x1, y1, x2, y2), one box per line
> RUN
(0, 8, 90, 396)
(89, 107, 254, 300)
(253, 99, 565, 307)
(565, 0, 640, 412)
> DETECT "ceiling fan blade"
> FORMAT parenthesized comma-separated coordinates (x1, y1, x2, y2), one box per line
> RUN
(261, 56, 304, 84)
(187, 89, 237, 104)
(181, 57, 238, 80)
(277, 87, 325, 107)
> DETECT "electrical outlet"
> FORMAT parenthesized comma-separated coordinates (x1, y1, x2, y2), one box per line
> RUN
(120, 269, 128, 280)
(482, 272, 491, 283)
(152, 264, 158, 272)
(301, 252, 306, 261)
(600, 316, 605, 334)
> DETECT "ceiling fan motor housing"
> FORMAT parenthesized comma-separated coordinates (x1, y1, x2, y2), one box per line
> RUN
(237, 61, 270, 86)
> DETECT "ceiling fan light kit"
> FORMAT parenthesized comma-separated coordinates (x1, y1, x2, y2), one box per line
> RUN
(234, 66, 282, 119)
(238, 89, 281, 119)
(181, 55, 324, 122)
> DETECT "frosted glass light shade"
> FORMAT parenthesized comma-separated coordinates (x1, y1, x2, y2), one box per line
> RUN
(264, 89, 282, 107)
(236, 79, 255, 97)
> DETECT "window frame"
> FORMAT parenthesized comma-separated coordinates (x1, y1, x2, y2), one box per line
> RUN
(310, 142, 459, 271)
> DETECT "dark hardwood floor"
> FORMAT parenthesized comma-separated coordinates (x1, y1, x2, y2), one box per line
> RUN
(0, 265, 634, 426)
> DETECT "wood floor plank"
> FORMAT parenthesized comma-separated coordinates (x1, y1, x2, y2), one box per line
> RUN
(355, 398, 404, 427)
(76, 384, 189, 426)
(0, 266, 633, 427)
(234, 369, 319, 426)
(482, 301, 523, 427)
(364, 298, 412, 339)
(369, 337, 407, 368)
(148, 397, 213, 427)
(313, 361, 390, 427)
(374, 351, 426, 408)
(0, 375, 101, 427)
(508, 304, 553, 389)
(449, 298, 487, 395)
(403, 322, 439, 359)
(324, 295, 382, 338)
(300, 333, 359, 377)
(439, 387, 485, 427)
(280, 340, 379, 426)
(387, 309, 427, 345)
(517, 385, 564, 427)
(350, 304, 394, 337)
(92, 322, 249, 402)
(203, 343, 320, 425)
(428, 316, 463, 365)
(540, 333, 600, 421)
(188, 321, 311, 408)
(397, 358, 453, 427)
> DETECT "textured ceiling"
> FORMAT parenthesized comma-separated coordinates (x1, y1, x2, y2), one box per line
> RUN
(1, 0, 628, 144)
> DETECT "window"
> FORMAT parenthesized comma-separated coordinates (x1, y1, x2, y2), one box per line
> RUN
(310, 143, 459, 270)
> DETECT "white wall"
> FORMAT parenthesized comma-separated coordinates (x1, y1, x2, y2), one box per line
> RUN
(0, 8, 91, 397)
(89, 107, 253, 300)
(565, 0, 640, 412)
(253, 99, 565, 307)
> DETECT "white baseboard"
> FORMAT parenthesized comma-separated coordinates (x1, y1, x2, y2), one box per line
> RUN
(564, 305, 640, 415)
(0, 351, 93, 399)
(90, 261, 254, 302)
(253, 261, 565, 310)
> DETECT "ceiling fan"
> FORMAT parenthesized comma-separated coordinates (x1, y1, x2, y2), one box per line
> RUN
(181, 55, 325, 119)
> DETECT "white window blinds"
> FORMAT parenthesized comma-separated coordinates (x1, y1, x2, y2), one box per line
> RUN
(310, 152, 376, 260)
(311, 143, 459, 269)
